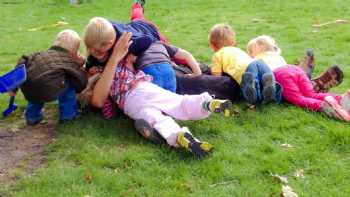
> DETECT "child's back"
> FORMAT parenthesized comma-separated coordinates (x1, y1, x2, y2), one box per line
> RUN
(19, 46, 86, 103)
(211, 46, 252, 84)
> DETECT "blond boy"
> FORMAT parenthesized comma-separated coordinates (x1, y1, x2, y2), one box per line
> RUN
(17, 29, 87, 125)
(84, 17, 160, 74)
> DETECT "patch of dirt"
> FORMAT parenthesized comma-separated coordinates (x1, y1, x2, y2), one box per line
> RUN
(0, 120, 56, 185)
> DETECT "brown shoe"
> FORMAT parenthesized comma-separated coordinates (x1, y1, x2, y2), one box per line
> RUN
(312, 65, 343, 93)
(298, 49, 315, 79)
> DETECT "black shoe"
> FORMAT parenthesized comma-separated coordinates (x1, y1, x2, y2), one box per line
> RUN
(177, 131, 213, 159)
(59, 113, 81, 124)
(26, 116, 44, 126)
(134, 119, 165, 144)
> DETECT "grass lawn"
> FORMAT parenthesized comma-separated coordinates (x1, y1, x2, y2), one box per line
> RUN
(0, 0, 349, 196)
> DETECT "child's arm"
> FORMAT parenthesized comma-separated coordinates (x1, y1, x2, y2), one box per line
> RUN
(91, 32, 132, 108)
(173, 48, 202, 76)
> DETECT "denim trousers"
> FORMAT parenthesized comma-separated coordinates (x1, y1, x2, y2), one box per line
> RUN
(25, 82, 78, 123)
(240, 60, 282, 103)
(142, 62, 176, 92)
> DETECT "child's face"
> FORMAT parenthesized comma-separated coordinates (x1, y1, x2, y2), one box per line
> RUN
(88, 39, 115, 61)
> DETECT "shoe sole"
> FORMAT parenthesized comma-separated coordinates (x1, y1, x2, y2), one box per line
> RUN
(242, 73, 257, 104)
(340, 90, 350, 113)
(262, 74, 276, 103)
(177, 132, 213, 159)
(324, 97, 350, 121)
(331, 65, 344, 83)
(214, 100, 233, 117)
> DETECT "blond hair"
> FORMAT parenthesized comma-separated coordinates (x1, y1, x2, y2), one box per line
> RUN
(84, 17, 115, 49)
(247, 35, 281, 56)
(53, 29, 81, 53)
(209, 23, 236, 49)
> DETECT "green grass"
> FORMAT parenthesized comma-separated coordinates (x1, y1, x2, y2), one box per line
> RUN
(0, 0, 349, 196)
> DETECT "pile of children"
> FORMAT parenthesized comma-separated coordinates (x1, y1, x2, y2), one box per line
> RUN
(4, 0, 349, 159)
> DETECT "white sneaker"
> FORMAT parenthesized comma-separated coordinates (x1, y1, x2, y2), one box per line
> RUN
(340, 90, 350, 113)
(322, 96, 350, 122)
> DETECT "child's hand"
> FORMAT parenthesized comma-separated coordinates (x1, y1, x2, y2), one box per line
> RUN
(8, 91, 16, 97)
(110, 32, 133, 62)
(76, 52, 86, 66)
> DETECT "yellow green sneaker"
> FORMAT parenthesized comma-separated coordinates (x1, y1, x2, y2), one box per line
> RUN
(177, 131, 213, 159)
(207, 99, 232, 117)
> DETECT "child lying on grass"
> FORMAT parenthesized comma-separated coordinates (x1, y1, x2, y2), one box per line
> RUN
(247, 35, 350, 122)
(90, 32, 232, 158)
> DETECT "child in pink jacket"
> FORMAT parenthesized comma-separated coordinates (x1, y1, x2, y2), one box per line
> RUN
(247, 35, 350, 122)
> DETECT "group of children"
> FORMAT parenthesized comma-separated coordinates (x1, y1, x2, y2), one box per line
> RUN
(6, 0, 350, 159)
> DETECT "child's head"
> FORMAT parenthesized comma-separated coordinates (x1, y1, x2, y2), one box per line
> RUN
(53, 29, 81, 55)
(246, 35, 281, 58)
(209, 23, 236, 52)
(84, 17, 116, 61)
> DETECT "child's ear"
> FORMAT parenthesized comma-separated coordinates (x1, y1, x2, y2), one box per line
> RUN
(209, 43, 218, 52)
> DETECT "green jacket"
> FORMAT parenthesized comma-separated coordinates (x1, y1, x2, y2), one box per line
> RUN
(18, 46, 87, 103)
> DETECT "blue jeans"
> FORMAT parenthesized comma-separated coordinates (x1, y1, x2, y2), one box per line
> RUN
(142, 62, 176, 92)
(240, 60, 281, 103)
(25, 82, 78, 124)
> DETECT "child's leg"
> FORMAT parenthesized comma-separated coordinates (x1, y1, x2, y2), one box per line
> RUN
(252, 60, 277, 103)
(175, 74, 241, 101)
(130, 1, 168, 43)
(130, 1, 145, 21)
(142, 63, 177, 92)
(126, 106, 213, 157)
(241, 61, 262, 104)
(58, 83, 79, 121)
(125, 82, 229, 121)
(131, 107, 183, 146)
(312, 65, 343, 93)
(25, 101, 44, 125)
(296, 68, 341, 102)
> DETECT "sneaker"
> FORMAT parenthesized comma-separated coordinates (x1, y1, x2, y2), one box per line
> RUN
(26, 116, 44, 126)
(241, 72, 257, 104)
(312, 65, 343, 93)
(262, 73, 276, 103)
(322, 96, 350, 122)
(177, 131, 213, 159)
(340, 90, 350, 113)
(206, 99, 232, 116)
(299, 49, 314, 79)
(134, 119, 165, 144)
(59, 113, 81, 124)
